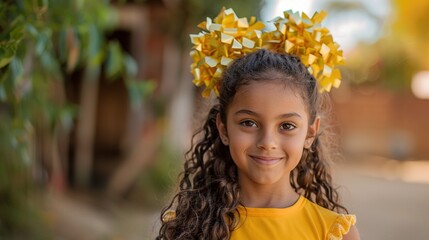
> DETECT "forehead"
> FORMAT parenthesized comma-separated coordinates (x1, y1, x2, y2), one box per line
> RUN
(228, 81, 309, 118)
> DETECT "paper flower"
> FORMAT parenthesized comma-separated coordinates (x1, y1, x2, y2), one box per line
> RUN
(190, 8, 344, 97)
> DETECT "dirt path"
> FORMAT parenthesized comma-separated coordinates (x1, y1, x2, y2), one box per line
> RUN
(337, 159, 429, 240)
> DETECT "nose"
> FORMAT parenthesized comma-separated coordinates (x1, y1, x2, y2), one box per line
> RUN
(256, 129, 278, 150)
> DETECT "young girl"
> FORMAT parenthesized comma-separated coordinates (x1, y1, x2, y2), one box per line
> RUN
(157, 9, 359, 240)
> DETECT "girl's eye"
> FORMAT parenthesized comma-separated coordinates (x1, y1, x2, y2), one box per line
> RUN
(240, 120, 257, 128)
(280, 122, 296, 130)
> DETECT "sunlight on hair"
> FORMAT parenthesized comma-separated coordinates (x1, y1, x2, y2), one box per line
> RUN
(411, 71, 429, 99)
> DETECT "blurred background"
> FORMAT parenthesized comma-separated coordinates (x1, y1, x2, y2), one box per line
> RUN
(1, 0, 428, 239)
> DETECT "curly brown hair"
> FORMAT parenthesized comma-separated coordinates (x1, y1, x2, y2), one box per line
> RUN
(156, 49, 348, 240)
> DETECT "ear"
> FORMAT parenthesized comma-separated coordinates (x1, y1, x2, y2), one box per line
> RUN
(216, 113, 229, 145)
(304, 117, 320, 149)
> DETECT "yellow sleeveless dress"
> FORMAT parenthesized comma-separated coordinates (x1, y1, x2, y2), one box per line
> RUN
(230, 196, 356, 240)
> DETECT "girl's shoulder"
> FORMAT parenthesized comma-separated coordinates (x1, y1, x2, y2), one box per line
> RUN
(303, 197, 357, 240)
(326, 214, 357, 240)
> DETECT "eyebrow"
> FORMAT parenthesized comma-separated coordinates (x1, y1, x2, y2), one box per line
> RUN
(234, 109, 302, 119)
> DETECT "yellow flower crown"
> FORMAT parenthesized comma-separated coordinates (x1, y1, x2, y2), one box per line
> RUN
(190, 7, 344, 98)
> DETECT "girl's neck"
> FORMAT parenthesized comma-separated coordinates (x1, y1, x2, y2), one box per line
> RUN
(238, 180, 299, 208)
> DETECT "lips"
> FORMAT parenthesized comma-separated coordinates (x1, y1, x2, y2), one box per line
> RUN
(249, 155, 283, 165)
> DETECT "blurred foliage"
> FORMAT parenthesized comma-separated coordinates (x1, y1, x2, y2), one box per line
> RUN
(148, 0, 266, 46)
(0, 0, 150, 237)
(343, 39, 417, 91)
(0, 119, 50, 239)
(391, 0, 429, 69)
(324, 0, 429, 91)
(130, 138, 181, 208)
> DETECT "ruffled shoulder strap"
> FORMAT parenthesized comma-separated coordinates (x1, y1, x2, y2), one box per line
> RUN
(327, 214, 356, 240)
(162, 209, 176, 222)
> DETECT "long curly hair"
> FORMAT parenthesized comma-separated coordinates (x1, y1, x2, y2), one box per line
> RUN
(156, 49, 348, 240)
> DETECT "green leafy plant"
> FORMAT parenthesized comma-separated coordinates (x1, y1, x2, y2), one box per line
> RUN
(0, 0, 151, 237)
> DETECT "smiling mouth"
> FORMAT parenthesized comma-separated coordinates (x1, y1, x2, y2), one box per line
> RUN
(249, 155, 284, 165)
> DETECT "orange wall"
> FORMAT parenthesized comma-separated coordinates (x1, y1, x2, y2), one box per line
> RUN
(333, 86, 429, 160)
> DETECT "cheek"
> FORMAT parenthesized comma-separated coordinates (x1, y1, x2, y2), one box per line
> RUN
(226, 125, 255, 160)
(228, 130, 254, 151)
(281, 135, 306, 155)
(281, 138, 305, 171)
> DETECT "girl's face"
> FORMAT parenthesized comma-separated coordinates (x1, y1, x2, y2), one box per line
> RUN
(217, 80, 319, 186)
